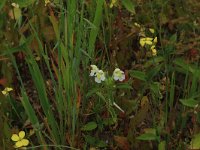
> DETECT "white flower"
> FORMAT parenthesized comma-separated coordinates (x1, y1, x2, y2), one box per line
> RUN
(113, 68, 125, 81)
(90, 65, 99, 76)
(95, 70, 105, 83)
(11, 3, 19, 8)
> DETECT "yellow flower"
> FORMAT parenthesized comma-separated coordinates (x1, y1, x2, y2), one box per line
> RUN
(110, 0, 117, 8)
(139, 37, 153, 47)
(134, 22, 141, 28)
(11, 131, 29, 148)
(153, 37, 157, 43)
(149, 28, 155, 33)
(2, 87, 13, 96)
(45, 0, 50, 6)
(151, 45, 157, 56)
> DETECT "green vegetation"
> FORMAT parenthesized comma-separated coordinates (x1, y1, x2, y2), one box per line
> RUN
(0, 0, 200, 149)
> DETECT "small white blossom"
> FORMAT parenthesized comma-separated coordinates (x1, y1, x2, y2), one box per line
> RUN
(90, 65, 99, 76)
(11, 3, 19, 8)
(95, 70, 105, 83)
(113, 68, 125, 81)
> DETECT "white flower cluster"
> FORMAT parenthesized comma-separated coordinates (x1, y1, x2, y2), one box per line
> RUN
(90, 65, 125, 83)
(90, 65, 106, 83)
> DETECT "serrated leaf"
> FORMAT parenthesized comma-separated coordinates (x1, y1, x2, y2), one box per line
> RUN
(121, 0, 135, 14)
(81, 121, 97, 131)
(180, 98, 199, 108)
(136, 133, 158, 141)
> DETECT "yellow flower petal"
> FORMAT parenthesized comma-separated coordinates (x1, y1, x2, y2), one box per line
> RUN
(149, 28, 155, 33)
(15, 141, 23, 148)
(151, 49, 157, 56)
(139, 39, 145, 47)
(2, 90, 7, 95)
(21, 139, 29, 146)
(19, 131, 25, 139)
(11, 134, 20, 142)
(151, 45, 155, 50)
(145, 37, 153, 41)
(6, 87, 13, 92)
(145, 40, 153, 45)
(153, 37, 157, 43)
(134, 22, 140, 28)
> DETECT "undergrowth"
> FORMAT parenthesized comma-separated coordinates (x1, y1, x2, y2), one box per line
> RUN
(0, 0, 200, 149)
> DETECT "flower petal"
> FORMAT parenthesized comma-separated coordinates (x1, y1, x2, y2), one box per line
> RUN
(11, 134, 20, 142)
(2, 90, 7, 95)
(15, 141, 23, 148)
(19, 131, 25, 139)
(119, 74, 125, 81)
(145, 41, 153, 45)
(21, 139, 29, 146)
(6, 87, 13, 92)
(114, 76, 119, 81)
(153, 37, 157, 43)
(139, 39, 145, 47)
(95, 77, 101, 83)
(149, 28, 155, 33)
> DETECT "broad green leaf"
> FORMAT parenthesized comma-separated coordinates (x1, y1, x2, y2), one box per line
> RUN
(13, 8, 22, 20)
(174, 58, 200, 78)
(180, 98, 199, 108)
(81, 122, 97, 131)
(116, 83, 133, 89)
(189, 133, 200, 149)
(158, 141, 166, 150)
(121, 0, 135, 14)
(169, 33, 177, 43)
(84, 135, 107, 147)
(136, 133, 158, 141)
(129, 70, 147, 81)
(147, 64, 162, 80)
(150, 82, 162, 99)
(84, 135, 96, 145)
(144, 56, 164, 68)
(13, 0, 36, 7)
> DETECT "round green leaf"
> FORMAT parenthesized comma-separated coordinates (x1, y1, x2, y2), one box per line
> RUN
(81, 121, 97, 131)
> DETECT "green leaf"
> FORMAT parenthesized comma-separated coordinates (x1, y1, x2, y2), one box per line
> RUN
(13, 0, 36, 8)
(121, 0, 135, 14)
(13, 8, 22, 20)
(0, 0, 6, 11)
(136, 133, 158, 141)
(158, 141, 166, 150)
(81, 121, 97, 131)
(84, 135, 107, 147)
(144, 56, 164, 68)
(180, 98, 199, 108)
(189, 133, 200, 149)
(169, 33, 177, 43)
(150, 82, 162, 99)
(129, 70, 147, 81)
(116, 83, 133, 89)
(84, 135, 96, 145)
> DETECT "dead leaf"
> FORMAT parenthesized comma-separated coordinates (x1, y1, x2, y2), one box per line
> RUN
(114, 135, 130, 150)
